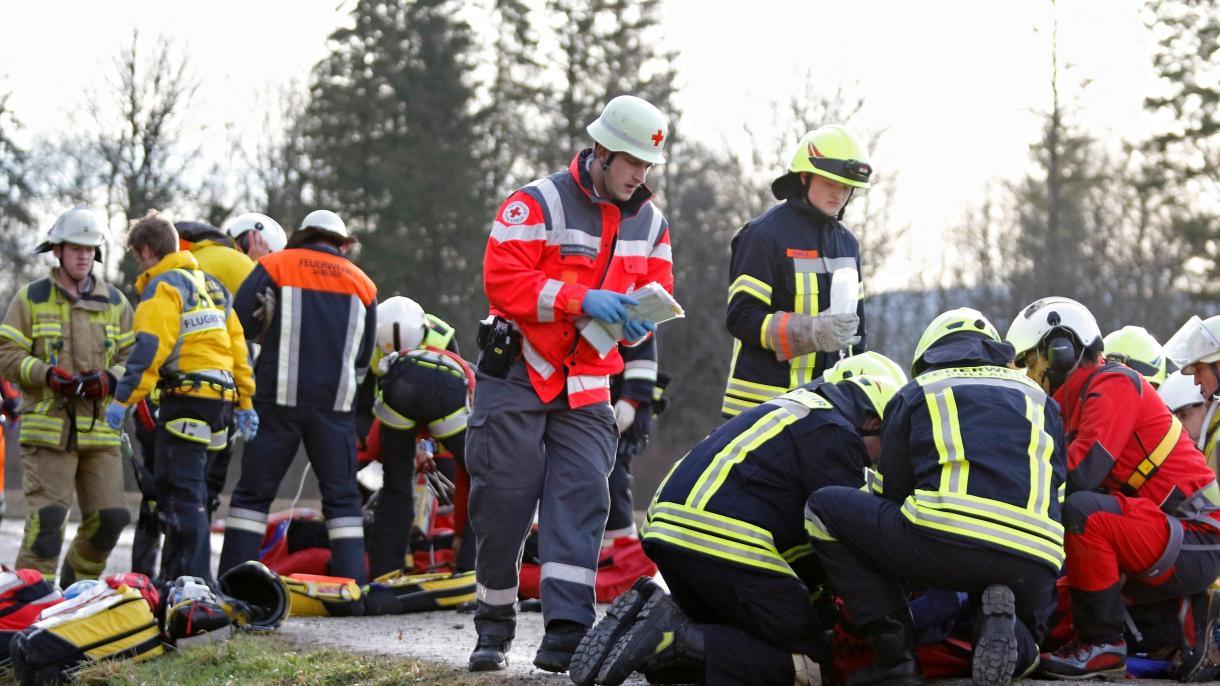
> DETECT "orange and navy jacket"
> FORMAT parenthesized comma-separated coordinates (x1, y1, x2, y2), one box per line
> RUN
(484, 148, 673, 408)
(235, 243, 377, 412)
(722, 198, 866, 417)
(1056, 360, 1220, 525)
(115, 251, 255, 410)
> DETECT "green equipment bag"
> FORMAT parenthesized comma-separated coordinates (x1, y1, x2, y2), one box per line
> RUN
(10, 583, 163, 685)
(364, 570, 475, 615)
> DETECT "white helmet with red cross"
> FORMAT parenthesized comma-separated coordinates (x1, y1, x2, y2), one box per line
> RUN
(586, 95, 669, 165)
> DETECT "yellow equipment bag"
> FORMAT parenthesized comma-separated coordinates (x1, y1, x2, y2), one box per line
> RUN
(10, 584, 163, 685)
(282, 574, 362, 617)
(364, 570, 475, 615)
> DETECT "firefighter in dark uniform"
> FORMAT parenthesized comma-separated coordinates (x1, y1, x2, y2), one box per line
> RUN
(721, 124, 871, 418)
(577, 373, 900, 686)
(805, 308, 1067, 686)
(1009, 298, 1220, 682)
(363, 296, 473, 583)
(604, 335, 664, 545)
(219, 210, 377, 592)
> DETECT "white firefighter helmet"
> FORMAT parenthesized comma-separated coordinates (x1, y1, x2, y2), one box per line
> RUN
(377, 296, 427, 353)
(1164, 315, 1220, 375)
(1159, 371, 1205, 413)
(1006, 297, 1103, 361)
(586, 95, 669, 165)
(227, 213, 287, 253)
(35, 207, 108, 261)
(299, 209, 353, 243)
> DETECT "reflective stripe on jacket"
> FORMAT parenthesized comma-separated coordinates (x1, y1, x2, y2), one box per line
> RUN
(483, 149, 674, 408)
(235, 243, 377, 412)
(0, 271, 134, 449)
(115, 251, 255, 410)
(722, 198, 865, 417)
(869, 362, 1067, 571)
(642, 385, 867, 580)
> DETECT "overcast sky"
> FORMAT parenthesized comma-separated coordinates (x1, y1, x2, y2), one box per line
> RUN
(0, 0, 1161, 289)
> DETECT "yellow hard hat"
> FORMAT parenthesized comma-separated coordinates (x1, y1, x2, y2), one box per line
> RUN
(912, 308, 1001, 377)
(838, 374, 901, 420)
(772, 125, 872, 199)
(825, 351, 908, 388)
(1103, 326, 1167, 387)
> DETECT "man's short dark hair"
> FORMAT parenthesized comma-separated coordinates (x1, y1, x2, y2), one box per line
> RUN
(126, 210, 178, 258)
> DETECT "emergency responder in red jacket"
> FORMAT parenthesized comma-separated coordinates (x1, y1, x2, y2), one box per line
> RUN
(466, 94, 674, 674)
(1008, 298, 1220, 682)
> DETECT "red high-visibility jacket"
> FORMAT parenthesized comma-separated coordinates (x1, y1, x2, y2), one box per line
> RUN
(1056, 361, 1220, 528)
(483, 149, 673, 407)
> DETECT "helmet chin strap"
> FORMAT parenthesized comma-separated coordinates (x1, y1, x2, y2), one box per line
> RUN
(836, 188, 855, 221)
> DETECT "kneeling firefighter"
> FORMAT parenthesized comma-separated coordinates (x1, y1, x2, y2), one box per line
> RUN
(579, 371, 900, 686)
(806, 308, 1067, 686)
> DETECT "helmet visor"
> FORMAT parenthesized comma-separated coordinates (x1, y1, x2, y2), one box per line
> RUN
(809, 157, 873, 185)
(1164, 316, 1220, 373)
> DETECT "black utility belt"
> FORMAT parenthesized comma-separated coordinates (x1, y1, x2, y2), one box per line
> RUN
(476, 316, 522, 378)
(159, 372, 237, 395)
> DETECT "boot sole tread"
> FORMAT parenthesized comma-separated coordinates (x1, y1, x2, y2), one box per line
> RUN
(973, 585, 1017, 686)
(570, 587, 652, 686)
(597, 593, 670, 686)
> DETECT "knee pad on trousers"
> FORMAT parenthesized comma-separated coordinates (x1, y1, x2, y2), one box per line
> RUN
(89, 507, 133, 552)
(30, 506, 68, 559)
(1063, 491, 1122, 535)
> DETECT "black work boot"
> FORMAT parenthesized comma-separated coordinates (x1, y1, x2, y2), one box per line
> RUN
(534, 619, 590, 673)
(973, 584, 1019, 686)
(597, 593, 704, 686)
(571, 576, 664, 685)
(845, 614, 925, 686)
(1171, 589, 1220, 683)
(469, 634, 511, 672)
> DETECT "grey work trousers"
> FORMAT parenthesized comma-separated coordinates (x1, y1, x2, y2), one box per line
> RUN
(465, 361, 616, 639)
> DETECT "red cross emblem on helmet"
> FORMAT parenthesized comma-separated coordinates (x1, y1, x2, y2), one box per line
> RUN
(651, 130, 665, 147)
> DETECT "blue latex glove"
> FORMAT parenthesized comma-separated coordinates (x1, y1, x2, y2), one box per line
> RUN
(235, 409, 259, 440)
(104, 401, 127, 431)
(582, 290, 638, 324)
(623, 319, 656, 341)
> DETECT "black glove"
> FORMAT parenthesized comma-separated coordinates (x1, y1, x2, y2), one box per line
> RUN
(79, 369, 116, 399)
(45, 366, 82, 397)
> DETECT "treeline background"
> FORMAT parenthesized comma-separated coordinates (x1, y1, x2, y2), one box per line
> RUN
(0, 0, 1216, 501)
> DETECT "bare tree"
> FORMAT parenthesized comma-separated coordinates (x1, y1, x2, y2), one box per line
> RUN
(0, 91, 39, 303)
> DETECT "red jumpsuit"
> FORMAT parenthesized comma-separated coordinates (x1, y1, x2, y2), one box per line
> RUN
(1055, 360, 1220, 644)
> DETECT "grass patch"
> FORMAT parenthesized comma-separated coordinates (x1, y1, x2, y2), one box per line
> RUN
(69, 633, 460, 686)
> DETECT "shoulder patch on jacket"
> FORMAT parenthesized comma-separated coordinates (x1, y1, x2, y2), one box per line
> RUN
(26, 278, 52, 304)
